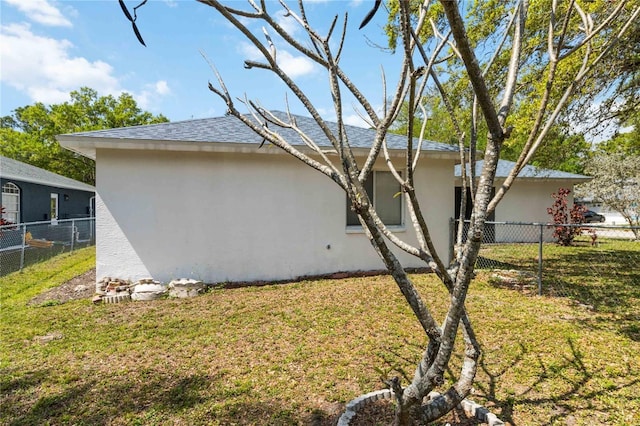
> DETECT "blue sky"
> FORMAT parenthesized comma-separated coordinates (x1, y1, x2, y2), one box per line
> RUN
(1, 0, 404, 127)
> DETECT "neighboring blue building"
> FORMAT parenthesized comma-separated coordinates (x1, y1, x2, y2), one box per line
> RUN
(0, 156, 95, 224)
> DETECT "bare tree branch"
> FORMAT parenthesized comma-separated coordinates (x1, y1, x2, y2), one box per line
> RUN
(488, 4, 640, 214)
(188, 1, 638, 423)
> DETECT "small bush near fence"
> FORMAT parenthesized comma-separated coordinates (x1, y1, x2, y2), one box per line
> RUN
(0, 218, 95, 276)
(454, 221, 640, 338)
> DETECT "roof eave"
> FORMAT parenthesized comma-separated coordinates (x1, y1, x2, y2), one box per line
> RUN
(1, 172, 95, 192)
(454, 175, 593, 183)
(57, 136, 460, 160)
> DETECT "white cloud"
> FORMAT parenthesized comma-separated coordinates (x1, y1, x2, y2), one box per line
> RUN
(275, 11, 299, 35)
(154, 80, 171, 96)
(276, 50, 316, 78)
(0, 23, 119, 104)
(239, 42, 262, 61)
(0, 24, 171, 111)
(4, 0, 72, 27)
(343, 113, 369, 128)
(316, 107, 371, 129)
(134, 80, 172, 110)
(238, 42, 316, 78)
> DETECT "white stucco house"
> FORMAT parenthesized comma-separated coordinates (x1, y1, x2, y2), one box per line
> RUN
(58, 112, 591, 283)
(58, 112, 460, 284)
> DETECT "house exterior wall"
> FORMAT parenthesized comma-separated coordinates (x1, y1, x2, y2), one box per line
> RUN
(493, 180, 575, 242)
(95, 148, 454, 283)
(1, 177, 94, 223)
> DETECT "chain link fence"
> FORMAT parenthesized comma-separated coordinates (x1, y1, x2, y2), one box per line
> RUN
(451, 220, 640, 326)
(0, 217, 95, 277)
(452, 220, 640, 303)
(451, 219, 640, 342)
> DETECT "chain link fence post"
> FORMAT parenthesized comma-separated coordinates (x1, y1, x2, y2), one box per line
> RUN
(19, 223, 26, 271)
(538, 223, 543, 296)
(70, 219, 75, 252)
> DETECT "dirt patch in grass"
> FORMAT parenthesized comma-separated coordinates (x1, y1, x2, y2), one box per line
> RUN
(350, 399, 480, 425)
(27, 268, 95, 306)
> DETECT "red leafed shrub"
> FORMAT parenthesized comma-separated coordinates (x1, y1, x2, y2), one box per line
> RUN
(547, 188, 586, 246)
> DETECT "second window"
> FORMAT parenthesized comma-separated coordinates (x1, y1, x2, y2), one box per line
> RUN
(346, 171, 403, 227)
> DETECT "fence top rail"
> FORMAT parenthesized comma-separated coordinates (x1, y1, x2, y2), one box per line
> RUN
(0, 217, 95, 230)
(455, 219, 639, 230)
(547, 223, 640, 230)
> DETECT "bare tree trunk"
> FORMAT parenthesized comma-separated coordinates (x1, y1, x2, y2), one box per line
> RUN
(186, 0, 639, 422)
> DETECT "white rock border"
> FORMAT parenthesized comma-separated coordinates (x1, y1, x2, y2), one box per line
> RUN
(337, 389, 505, 425)
(337, 389, 394, 426)
(458, 397, 505, 425)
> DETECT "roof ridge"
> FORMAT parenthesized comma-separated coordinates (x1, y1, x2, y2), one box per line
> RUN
(58, 115, 220, 136)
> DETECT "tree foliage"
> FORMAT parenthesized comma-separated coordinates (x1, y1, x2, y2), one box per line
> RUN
(583, 10, 640, 129)
(0, 87, 168, 185)
(392, 98, 592, 173)
(386, 0, 639, 174)
(597, 110, 640, 156)
(577, 150, 640, 238)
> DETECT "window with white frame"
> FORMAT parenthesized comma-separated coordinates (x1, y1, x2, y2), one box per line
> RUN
(346, 171, 403, 227)
(1, 182, 20, 224)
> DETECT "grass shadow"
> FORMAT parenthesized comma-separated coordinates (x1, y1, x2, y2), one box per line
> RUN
(1, 366, 343, 425)
(3, 370, 263, 425)
(478, 239, 640, 340)
(475, 338, 639, 425)
(475, 256, 522, 270)
(541, 245, 640, 320)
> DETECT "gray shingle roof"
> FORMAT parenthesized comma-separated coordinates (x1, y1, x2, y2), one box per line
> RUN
(455, 160, 591, 181)
(0, 156, 95, 192)
(61, 111, 459, 153)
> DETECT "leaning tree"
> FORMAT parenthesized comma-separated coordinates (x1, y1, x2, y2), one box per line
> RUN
(123, 0, 638, 423)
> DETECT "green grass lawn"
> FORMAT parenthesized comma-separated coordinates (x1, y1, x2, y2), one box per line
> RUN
(1, 246, 639, 425)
